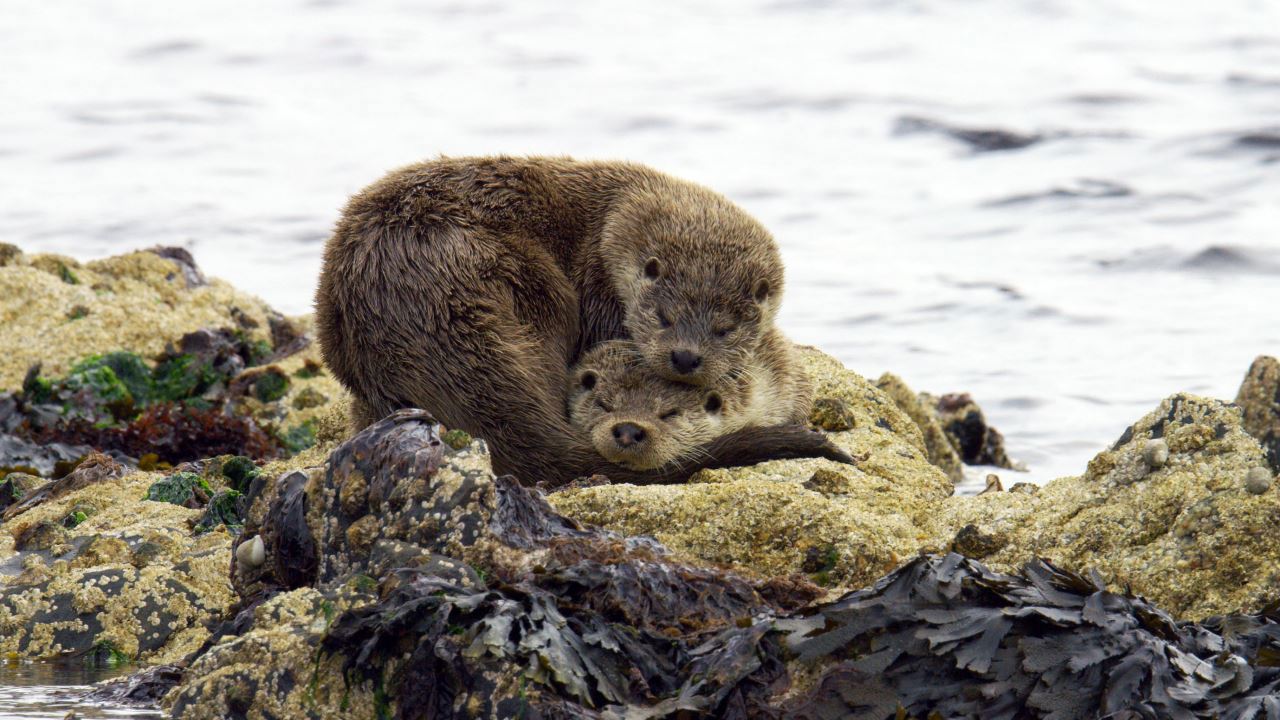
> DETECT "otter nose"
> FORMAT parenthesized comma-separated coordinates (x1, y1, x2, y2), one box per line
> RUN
(611, 422, 647, 448)
(670, 350, 702, 375)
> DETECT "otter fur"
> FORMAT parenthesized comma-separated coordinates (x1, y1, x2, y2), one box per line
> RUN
(316, 155, 845, 484)
(568, 334, 812, 469)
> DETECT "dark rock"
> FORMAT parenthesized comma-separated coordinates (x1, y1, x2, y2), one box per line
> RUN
(0, 432, 91, 480)
(935, 393, 1023, 470)
(147, 246, 206, 288)
(14, 520, 67, 551)
(168, 409, 1280, 718)
(195, 488, 246, 532)
(0, 471, 42, 513)
(1236, 356, 1280, 473)
(83, 664, 186, 706)
(2, 452, 124, 522)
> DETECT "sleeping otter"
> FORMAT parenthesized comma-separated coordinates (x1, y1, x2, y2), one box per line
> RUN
(569, 335, 814, 470)
(316, 156, 846, 484)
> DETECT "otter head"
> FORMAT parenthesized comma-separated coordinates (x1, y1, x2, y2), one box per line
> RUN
(600, 182, 784, 387)
(568, 341, 725, 470)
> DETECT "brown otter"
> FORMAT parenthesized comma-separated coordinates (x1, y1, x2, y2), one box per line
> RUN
(569, 335, 813, 469)
(316, 155, 846, 484)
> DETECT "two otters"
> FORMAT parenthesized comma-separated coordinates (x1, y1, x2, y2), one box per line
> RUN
(316, 156, 849, 485)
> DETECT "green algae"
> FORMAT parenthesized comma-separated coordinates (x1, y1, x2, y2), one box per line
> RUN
(253, 368, 290, 402)
(151, 354, 219, 402)
(196, 489, 246, 534)
(145, 471, 212, 507)
(280, 420, 318, 454)
(84, 640, 131, 668)
(441, 428, 472, 450)
(218, 456, 260, 494)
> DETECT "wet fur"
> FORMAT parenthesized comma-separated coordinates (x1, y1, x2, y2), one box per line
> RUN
(569, 334, 812, 469)
(316, 155, 843, 484)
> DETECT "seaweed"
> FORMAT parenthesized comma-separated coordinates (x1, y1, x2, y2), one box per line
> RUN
(83, 664, 186, 706)
(252, 367, 290, 402)
(219, 455, 260, 494)
(279, 420, 317, 454)
(34, 402, 282, 465)
(144, 471, 212, 508)
(306, 412, 1280, 719)
(81, 640, 131, 668)
(195, 488, 246, 533)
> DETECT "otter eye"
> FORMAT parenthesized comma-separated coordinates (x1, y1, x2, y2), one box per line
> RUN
(657, 310, 672, 328)
(714, 326, 733, 338)
(580, 371, 598, 391)
(704, 394, 722, 414)
(659, 409, 680, 421)
(595, 399, 614, 413)
(644, 257, 661, 280)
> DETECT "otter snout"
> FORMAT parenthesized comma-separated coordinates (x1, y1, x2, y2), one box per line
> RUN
(612, 422, 647, 448)
(670, 350, 703, 375)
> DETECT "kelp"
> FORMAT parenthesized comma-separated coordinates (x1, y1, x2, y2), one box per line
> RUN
(0, 328, 307, 471)
(310, 413, 1280, 719)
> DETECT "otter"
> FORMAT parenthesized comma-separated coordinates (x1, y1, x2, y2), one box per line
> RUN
(569, 335, 813, 469)
(316, 156, 847, 484)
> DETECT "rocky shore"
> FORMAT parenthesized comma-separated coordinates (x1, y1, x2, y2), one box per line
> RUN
(2, 245, 1278, 718)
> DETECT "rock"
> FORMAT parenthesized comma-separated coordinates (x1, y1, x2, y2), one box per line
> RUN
(550, 347, 952, 590)
(1245, 467, 1273, 495)
(1235, 355, 1280, 473)
(809, 397, 856, 431)
(0, 246, 350, 471)
(3, 453, 125, 522)
(83, 663, 186, 707)
(0, 471, 42, 513)
(931, 391, 1023, 470)
(0, 247, 275, 391)
(932, 392, 1280, 619)
(0, 464, 238, 664)
(0, 433, 93, 480)
(162, 409, 1280, 719)
(875, 372, 965, 482)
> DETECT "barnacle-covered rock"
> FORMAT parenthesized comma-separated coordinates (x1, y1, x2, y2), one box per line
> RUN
(0, 459, 237, 664)
(0, 245, 349, 472)
(548, 347, 953, 589)
(164, 409, 1280, 719)
(932, 392, 1280, 618)
(875, 371, 965, 482)
(1236, 355, 1280, 473)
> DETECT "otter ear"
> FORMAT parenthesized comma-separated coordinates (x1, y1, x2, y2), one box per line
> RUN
(751, 279, 771, 304)
(703, 392, 722, 414)
(579, 370, 598, 391)
(643, 257, 662, 281)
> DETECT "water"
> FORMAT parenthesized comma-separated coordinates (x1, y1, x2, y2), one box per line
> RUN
(3, 0, 1278, 489)
(0, 664, 162, 719)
